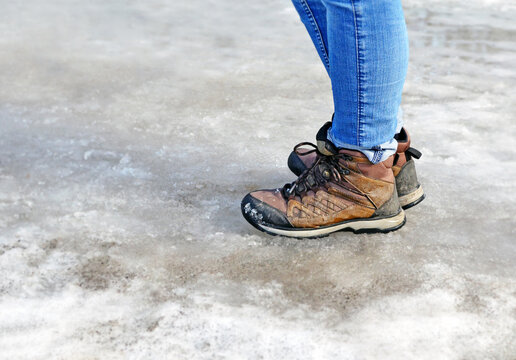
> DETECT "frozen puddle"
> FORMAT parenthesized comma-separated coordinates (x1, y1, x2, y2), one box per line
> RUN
(0, 0, 515, 358)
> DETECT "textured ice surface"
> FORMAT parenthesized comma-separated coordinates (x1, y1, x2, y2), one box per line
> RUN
(0, 0, 515, 359)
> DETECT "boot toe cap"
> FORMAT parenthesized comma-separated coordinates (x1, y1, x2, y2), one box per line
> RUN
(241, 193, 292, 229)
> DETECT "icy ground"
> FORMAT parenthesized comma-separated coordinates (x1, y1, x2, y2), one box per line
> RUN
(0, 0, 515, 359)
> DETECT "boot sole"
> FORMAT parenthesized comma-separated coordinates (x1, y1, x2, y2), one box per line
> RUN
(245, 210, 406, 239)
(399, 185, 425, 210)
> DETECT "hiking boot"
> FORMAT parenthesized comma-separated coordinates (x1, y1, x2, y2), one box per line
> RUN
(241, 144, 405, 238)
(288, 122, 425, 209)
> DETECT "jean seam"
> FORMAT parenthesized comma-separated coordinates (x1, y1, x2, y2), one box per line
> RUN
(299, 0, 330, 70)
(351, 0, 363, 147)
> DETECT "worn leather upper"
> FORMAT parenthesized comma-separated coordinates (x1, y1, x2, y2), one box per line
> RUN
(249, 150, 396, 228)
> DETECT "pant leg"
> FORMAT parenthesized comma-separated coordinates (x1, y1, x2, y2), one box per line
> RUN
(291, 0, 330, 75)
(322, 0, 408, 155)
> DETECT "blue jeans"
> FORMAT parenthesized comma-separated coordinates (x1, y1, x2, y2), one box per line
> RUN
(291, 0, 409, 163)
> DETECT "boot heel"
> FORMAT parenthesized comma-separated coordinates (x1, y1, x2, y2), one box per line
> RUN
(399, 185, 425, 209)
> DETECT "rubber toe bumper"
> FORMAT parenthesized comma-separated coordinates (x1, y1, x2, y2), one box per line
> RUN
(241, 193, 292, 232)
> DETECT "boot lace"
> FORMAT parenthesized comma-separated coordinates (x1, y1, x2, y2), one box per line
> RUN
(282, 143, 353, 198)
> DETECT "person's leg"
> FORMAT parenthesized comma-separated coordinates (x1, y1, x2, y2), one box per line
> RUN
(287, 0, 422, 210)
(322, 0, 409, 163)
(291, 0, 406, 148)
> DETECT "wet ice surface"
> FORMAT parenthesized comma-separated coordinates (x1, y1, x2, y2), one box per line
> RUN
(1, 0, 515, 358)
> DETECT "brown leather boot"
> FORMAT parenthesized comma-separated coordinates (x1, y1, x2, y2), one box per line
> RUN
(241, 149, 405, 238)
(288, 123, 425, 209)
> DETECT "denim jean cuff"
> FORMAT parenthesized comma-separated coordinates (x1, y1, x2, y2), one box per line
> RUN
(327, 130, 398, 164)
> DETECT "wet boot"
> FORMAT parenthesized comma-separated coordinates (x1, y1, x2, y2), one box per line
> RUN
(288, 122, 425, 209)
(241, 142, 405, 238)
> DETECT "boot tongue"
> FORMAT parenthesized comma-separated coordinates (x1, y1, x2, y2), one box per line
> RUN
(314, 121, 369, 159)
(317, 134, 369, 163)
(314, 120, 374, 161)
(316, 121, 339, 156)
